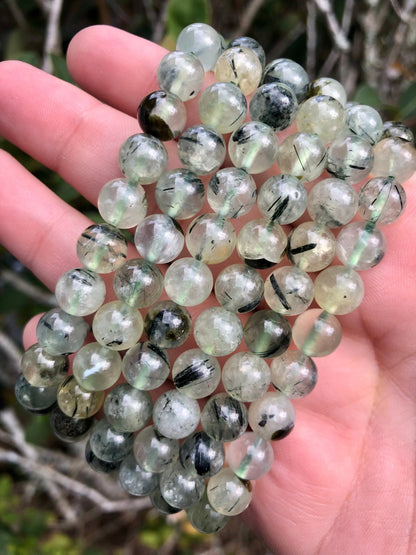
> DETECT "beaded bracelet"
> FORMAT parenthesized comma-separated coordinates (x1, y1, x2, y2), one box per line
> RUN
(16, 22, 416, 534)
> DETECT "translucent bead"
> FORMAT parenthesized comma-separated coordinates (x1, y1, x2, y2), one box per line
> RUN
(314, 265, 364, 315)
(248, 391, 295, 440)
(98, 178, 148, 229)
(345, 104, 383, 145)
(207, 167, 256, 219)
(277, 132, 327, 182)
(381, 121, 414, 144)
(164, 258, 213, 307)
(207, 468, 252, 516)
(157, 51, 205, 101)
(119, 452, 158, 496)
(92, 300, 143, 351)
(180, 431, 225, 477)
(122, 341, 170, 391)
(57, 375, 104, 418)
(237, 218, 287, 269)
(222, 351, 270, 402)
(150, 487, 181, 515)
(229, 36, 266, 68)
(185, 214, 236, 264)
(297, 95, 345, 144)
(372, 137, 416, 183)
(292, 308, 342, 357)
(249, 82, 298, 131)
(155, 168, 205, 220)
(227, 432, 274, 480)
(119, 133, 168, 184)
(134, 425, 179, 473)
(159, 460, 205, 509)
(137, 90, 187, 141)
(358, 176, 406, 225)
(229, 121, 279, 174)
(85, 439, 121, 474)
(214, 263, 264, 313)
(36, 308, 88, 356)
(327, 135, 374, 184)
(198, 82, 247, 134)
(257, 174, 307, 225)
(309, 77, 347, 107)
(243, 310, 292, 358)
(77, 223, 128, 273)
(172, 348, 221, 398)
(214, 46, 262, 95)
(55, 268, 106, 317)
(49, 406, 93, 443)
(113, 259, 163, 309)
(177, 23, 223, 71)
(153, 389, 200, 440)
(89, 418, 134, 463)
(134, 214, 184, 264)
(262, 58, 309, 102)
(270, 350, 317, 398)
(144, 301, 192, 349)
(264, 265, 314, 315)
(15, 373, 57, 413)
(193, 307, 243, 356)
(336, 221, 386, 270)
(104, 383, 152, 432)
(287, 221, 336, 272)
(178, 124, 226, 176)
(186, 491, 229, 534)
(307, 178, 358, 228)
(73, 343, 122, 391)
(201, 393, 248, 442)
(21, 343, 68, 387)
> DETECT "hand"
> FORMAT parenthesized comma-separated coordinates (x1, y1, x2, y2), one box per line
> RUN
(1, 25, 415, 555)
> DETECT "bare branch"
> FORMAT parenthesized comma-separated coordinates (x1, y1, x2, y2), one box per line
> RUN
(313, 0, 351, 51)
(5, 0, 29, 29)
(306, 0, 318, 77)
(0, 269, 56, 307)
(0, 330, 22, 381)
(232, 0, 265, 38)
(267, 22, 305, 61)
(42, 0, 64, 73)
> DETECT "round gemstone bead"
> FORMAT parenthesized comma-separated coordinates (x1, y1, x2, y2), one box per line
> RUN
(358, 176, 406, 225)
(229, 121, 279, 174)
(186, 491, 230, 534)
(134, 425, 179, 473)
(137, 90, 187, 141)
(345, 103, 383, 145)
(157, 50, 205, 101)
(257, 174, 307, 224)
(85, 440, 121, 474)
(134, 214, 184, 264)
(15, 373, 57, 413)
(287, 221, 336, 272)
(122, 341, 170, 391)
(49, 406, 93, 443)
(292, 308, 342, 357)
(104, 383, 152, 433)
(172, 348, 221, 398)
(153, 390, 200, 440)
(309, 76, 347, 106)
(150, 488, 181, 515)
(144, 301, 192, 349)
(92, 301, 143, 351)
(36, 308, 88, 356)
(97, 178, 148, 229)
(327, 134, 374, 184)
(307, 177, 358, 227)
(178, 125, 226, 175)
(119, 133, 168, 184)
(264, 265, 314, 315)
(77, 223, 127, 273)
(243, 310, 292, 358)
(198, 82, 247, 134)
(214, 46, 262, 95)
(229, 36, 266, 68)
(193, 307, 243, 356)
(270, 350, 317, 398)
(207, 468, 252, 516)
(249, 82, 298, 131)
(227, 432, 274, 480)
(222, 351, 271, 402)
(179, 431, 225, 478)
(55, 268, 106, 317)
(21, 343, 68, 387)
(119, 452, 158, 496)
(372, 137, 416, 183)
(336, 221, 386, 270)
(73, 343, 122, 392)
(237, 218, 287, 269)
(155, 168, 205, 220)
(57, 375, 104, 418)
(164, 257, 213, 307)
(201, 393, 248, 442)
(214, 263, 264, 313)
(207, 167, 256, 219)
(296, 95, 345, 144)
(177, 23, 223, 71)
(262, 58, 309, 102)
(113, 259, 163, 309)
(278, 132, 327, 182)
(248, 391, 295, 440)
(186, 213, 236, 264)
(314, 265, 364, 314)
(159, 460, 205, 509)
(381, 121, 414, 144)
(89, 418, 134, 463)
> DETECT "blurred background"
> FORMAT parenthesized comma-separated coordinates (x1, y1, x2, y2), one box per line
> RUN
(0, 0, 416, 553)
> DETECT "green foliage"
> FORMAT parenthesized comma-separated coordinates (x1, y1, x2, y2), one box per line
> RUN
(398, 83, 416, 121)
(353, 83, 382, 109)
(166, 0, 211, 39)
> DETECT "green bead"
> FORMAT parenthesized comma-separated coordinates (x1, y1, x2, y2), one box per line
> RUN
(92, 300, 143, 351)
(243, 310, 292, 358)
(21, 343, 69, 387)
(119, 133, 168, 184)
(57, 375, 105, 418)
(55, 267, 106, 317)
(104, 383, 152, 432)
(207, 468, 252, 516)
(186, 491, 230, 534)
(248, 391, 295, 440)
(198, 82, 247, 134)
(77, 223, 128, 274)
(73, 342, 122, 392)
(89, 418, 134, 463)
(36, 307, 89, 356)
(153, 390, 200, 440)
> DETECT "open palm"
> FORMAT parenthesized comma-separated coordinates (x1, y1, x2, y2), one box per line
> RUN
(1, 25, 415, 555)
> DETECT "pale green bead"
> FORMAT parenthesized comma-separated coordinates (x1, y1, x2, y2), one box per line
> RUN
(257, 174, 307, 225)
(222, 351, 270, 402)
(180, 431, 225, 478)
(144, 301, 192, 350)
(381, 121, 414, 144)
(358, 176, 406, 225)
(270, 350, 317, 398)
(207, 468, 252, 516)
(243, 310, 292, 358)
(201, 393, 248, 442)
(113, 259, 164, 309)
(178, 125, 226, 175)
(327, 135, 374, 184)
(288, 221, 336, 272)
(214, 263, 264, 313)
(314, 265, 364, 315)
(229, 36, 265, 68)
(248, 391, 295, 440)
(134, 214, 184, 264)
(237, 218, 287, 269)
(336, 221, 386, 270)
(345, 104, 383, 145)
(372, 137, 416, 183)
(227, 432, 274, 480)
(118, 133, 168, 184)
(50, 406, 93, 443)
(15, 373, 58, 413)
(73, 342, 122, 391)
(229, 121, 279, 174)
(177, 23, 223, 71)
(214, 46, 262, 95)
(77, 223, 128, 274)
(153, 390, 200, 440)
(85, 439, 121, 474)
(119, 452, 158, 496)
(98, 178, 148, 228)
(207, 167, 256, 219)
(89, 418, 134, 463)
(307, 178, 358, 228)
(36, 308, 89, 356)
(55, 268, 106, 317)
(292, 309, 342, 357)
(104, 383, 152, 432)
(159, 460, 205, 509)
(262, 58, 309, 102)
(186, 491, 229, 534)
(194, 307, 243, 357)
(278, 132, 327, 182)
(172, 348, 221, 398)
(155, 169, 205, 220)
(92, 301, 143, 351)
(134, 425, 179, 473)
(264, 265, 314, 315)
(164, 258, 213, 307)
(309, 77, 347, 107)
(186, 214, 236, 265)
(150, 487, 181, 514)
(198, 82, 247, 134)
(297, 95, 344, 144)
(21, 343, 69, 387)
(57, 375, 105, 418)
(157, 51, 205, 101)
(122, 341, 170, 391)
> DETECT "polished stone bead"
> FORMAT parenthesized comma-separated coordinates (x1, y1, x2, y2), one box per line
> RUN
(157, 50, 205, 101)
(262, 58, 309, 102)
(134, 425, 179, 473)
(36, 307, 89, 356)
(15, 373, 57, 413)
(193, 307, 243, 357)
(336, 221, 386, 270)
(287, 221, 336, 272)
(153, 389, 200, 439)
(207, 167, 256, 219)
(89, 418, 134, 463)
(214, 263, 264, 313)
(292, 308, 342, 357)
(278, 132, 327, 182)
(85, 439, 121, 474)
(155, 168, 205, 220)
(73, 342, 122, 392)
(49, 405, 93, 443)
(297, 95, 344, 144)
(198, 82, 247, 134)
(314, 265, 364, 314)
(227, 432, 274, 480)
(307, 177, 358, 228)
(345, 103, 383, 145)
(327, 134, 374, 184)
(104, 383, 152, 433)
(164, 258, 213, 307)
(57, 375, 104, 419)
(237, 218, 287, 269)
(250, 82, 298, 131)
(122, 341, 170, 391)
(214, 46, 262, 95)
(119, 452, 158, 496)
(186, 491, 230, 534)
(134, 214, 184, 264)
(309, 76, 347, 106)
(372, 137, 416, 183)
(185, 213, 236, 264)
(381, 121, 414, 144)
(55, 267, 106, 317)
(229, 121, 279, 174)
(150, 487, 181, 514)
(177, 23, 223, 71)
(248, 391, 295, 440)
(222, 351, 270, 402)
(77, 223, 128, 274)
(21, 343, 68, 387)
(200, 392, 248, 442)
(144, 301, 192, 349)
(358, 176, 406, 225)
(92, 300, 143, 351)
(178, 125, 226, 175)
(229, 36, 266, 67)
(98, 178, 148, 229)
(173, 348, 221, 398)
(207, 468, 252, 516)
(138, 90, 187, 141)
(119, 133, 168, 184)
(270, 350, 317, 398)
(264, 265, 314, 315)
(159, 460, 205, 509)
(257, 174, 307, 225)
(113, 258, 164, 309)
(243, 310, 292, 358)
(180, 431, 225, 478)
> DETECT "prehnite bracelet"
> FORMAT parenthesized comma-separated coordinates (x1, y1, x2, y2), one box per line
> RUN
(16, 22, 416, 534)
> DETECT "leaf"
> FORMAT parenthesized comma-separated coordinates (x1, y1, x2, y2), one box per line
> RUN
(398, 83, 416, 120)
(50, 54, 76, 85)
(353, 83, 381, 109)
(166, 0, 211, 40)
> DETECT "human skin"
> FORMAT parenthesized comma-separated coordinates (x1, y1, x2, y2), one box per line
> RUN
(0, 25, 416, 555)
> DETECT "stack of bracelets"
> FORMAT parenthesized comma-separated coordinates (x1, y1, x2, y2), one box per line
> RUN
(15, 22, 416, 534)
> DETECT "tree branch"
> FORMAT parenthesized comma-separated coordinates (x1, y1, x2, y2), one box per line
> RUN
(313, 0, 351, 51)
